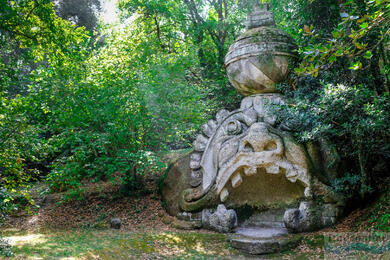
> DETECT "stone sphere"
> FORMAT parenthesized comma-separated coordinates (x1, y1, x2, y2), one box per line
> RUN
(224, 10, 296, 96)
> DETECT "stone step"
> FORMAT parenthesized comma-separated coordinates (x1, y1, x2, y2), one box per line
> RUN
(228, 226, 301, 255)
(235, 227, 288, 238)
(242, 221, 285, 228)
(241, 208, 286, 228)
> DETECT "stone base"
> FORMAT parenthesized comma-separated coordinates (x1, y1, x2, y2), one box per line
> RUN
(171, 219, 202, 230)
(229, 226, 301, 255)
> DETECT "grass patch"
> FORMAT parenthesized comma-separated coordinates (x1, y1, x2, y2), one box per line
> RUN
(0, 228, 237, 259)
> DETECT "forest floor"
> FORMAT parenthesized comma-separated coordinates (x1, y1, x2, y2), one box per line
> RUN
(1, 171, 389, 259)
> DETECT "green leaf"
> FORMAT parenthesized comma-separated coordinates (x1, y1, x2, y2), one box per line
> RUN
(360, 22, 369, 29)
(349, 61, 362, 70)
(364, 51, 373, 59)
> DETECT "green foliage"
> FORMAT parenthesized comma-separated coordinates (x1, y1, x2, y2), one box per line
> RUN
(268, 0, 389, 197)
(368, 188, 390, 232)
(158, 162, 173, 195)
(0, 0, 388, 215)
(55, 0, 102, 31)
(274, 81, 390, 193)
(0, 237, 14, 257)
(117, 0, 251, 108)
(0, 0, 92, 209)
(331, 173, 373, 200)
(2, 0, 229, 207)
(294, 0, 389, 81)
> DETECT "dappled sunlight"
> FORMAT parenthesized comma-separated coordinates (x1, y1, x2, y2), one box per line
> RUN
(6, 233, 47, 247)
(70, 230, 236, 258)
(28, 215, 39, 225)
(157, 233, 182, 244)
(194, 241, 209, 255)
(149, 232, 233, 257)
(1, 229, 113, 259)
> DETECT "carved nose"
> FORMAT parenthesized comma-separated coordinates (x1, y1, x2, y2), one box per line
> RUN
(239, 122, 283, 154)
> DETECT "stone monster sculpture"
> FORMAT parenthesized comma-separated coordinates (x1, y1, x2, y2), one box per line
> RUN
(185, 94, 310, 205)
(181, 94, 344, 232)
(165, 4, 345, 235)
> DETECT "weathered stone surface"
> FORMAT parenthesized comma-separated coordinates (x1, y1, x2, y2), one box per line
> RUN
(283, 201, 341, 232)
(110, 218, 121, 229)
(171, 219, 202, 230)
(193, 134, 208, 152)
(215, 119, 310, 204)
(229, 226, 302, 255)
(179, 186, 219, 213)
(225, 167, 305, 209)
(177, 211, 202, 222)
(225, 9, 296, 96)
(161, 152, 192, 216)
(181, 94, 314, 212)
(240, 209, 287, 228)
(189, 169, 202, 187)
(246, 5, 275, 29)
(283, 209, 301, 231)
(161, 5, 347, 239)
(202, 204, 238, 233)
(161, 215, 174, 225)
(177, 93, 346, 232)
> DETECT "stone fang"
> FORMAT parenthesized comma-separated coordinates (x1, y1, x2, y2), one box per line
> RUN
(244, 166, 257, 176)
(266, 165, 280, 174)
(231, 172, 243, 188)
(220, 188, 229, 202)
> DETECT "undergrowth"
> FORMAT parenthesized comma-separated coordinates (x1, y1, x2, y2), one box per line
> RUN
(0, 237, 14, 257)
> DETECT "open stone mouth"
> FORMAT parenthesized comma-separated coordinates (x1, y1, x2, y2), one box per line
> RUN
(215, 151, 309, 202)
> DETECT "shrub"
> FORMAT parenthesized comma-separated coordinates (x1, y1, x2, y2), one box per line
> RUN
(273, 81, 390, 195)
(0, 238, 14, 257)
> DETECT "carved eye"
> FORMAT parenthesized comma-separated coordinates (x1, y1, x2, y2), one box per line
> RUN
(227, 120, 242, 135)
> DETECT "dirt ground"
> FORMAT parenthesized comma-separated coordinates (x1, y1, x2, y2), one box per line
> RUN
(1, 175, 389, 259)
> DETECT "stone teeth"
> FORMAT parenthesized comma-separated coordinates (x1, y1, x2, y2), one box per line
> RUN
(220, 188, 229, 202)
(231, 172, 243, 188)
(304, 187, 312, 198)
(286, 169, 298, 182)
(193, 134, 208, 152)
(244, 166, 257, 176)
(266, 165, 280, 174)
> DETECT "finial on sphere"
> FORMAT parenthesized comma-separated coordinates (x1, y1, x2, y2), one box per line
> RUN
(224, 3, 297, 96)
(246, 2, 274, 29)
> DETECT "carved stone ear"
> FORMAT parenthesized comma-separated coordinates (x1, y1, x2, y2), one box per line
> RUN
(193, 134, 208, 152)
(218, 138, 240, 168)
(216, 109, 230, 124)
(202, 120, 217, 137)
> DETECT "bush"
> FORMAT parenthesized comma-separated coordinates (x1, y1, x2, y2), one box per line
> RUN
(331, 173, 373, 200)
(273, 81, 390, 195)
(0, 238, 14, 257)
